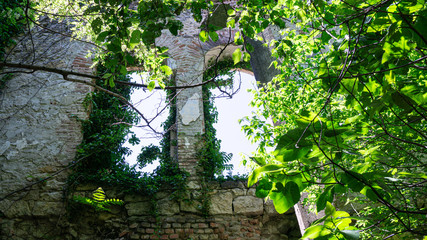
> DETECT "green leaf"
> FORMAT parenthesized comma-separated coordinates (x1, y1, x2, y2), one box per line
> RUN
(141, 30, 156, 44)
(317, 185, 334, 212)
(341, 172, 365, 192)
(274, 146, 311, 162)
(148, 81, 156, 91)
(302, 225, 330, 239)
(130, 30, 141, 45)
(168, 21, 181, 36)
(199, 30, 208, 42)
(246, 43, 254, 52)
(227, 9, 235, 16)
(325, 201, 336, 216)
(248, 164, 283, 187)
(119, 65, 127, 75)
(234, 31, 243, 45)
(102, 73, 112, 79)
(96, 31, 109, 42)
(269, 181, 300, 214)
(340, 230, 360, 240)
(255, 178, 273, 198)
(108, 77, 115, 88)
(209, 31, 218, 42)
(160, 65, 173, 76)
(232, 48, 242, 65)
(91, 17, 103, 34)
(360, 186, 378, 202)
(243, 52, 251, 62)
(275, 127, 312, 150)
(227, 18, 236, 28)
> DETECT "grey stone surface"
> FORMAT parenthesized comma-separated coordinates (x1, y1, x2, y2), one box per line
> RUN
(125, 202, 152, 216)
(210, 191, 233, 215)
(158, 199, 180, 216)
(0, 6, 301, 240)
(233, 196, 264, 215)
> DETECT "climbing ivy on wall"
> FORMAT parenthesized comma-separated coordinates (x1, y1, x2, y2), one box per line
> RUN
(197, 58, 251, 180)
(68, 66, 187, 198)
(0, 0, 28, 58)
(0, 0, 29, 88)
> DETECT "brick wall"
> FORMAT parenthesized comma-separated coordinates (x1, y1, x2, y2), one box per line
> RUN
(68, 182, 300, 240)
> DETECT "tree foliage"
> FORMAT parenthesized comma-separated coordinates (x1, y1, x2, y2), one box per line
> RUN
(240, 0, 427, 239)
(2, 0, 426, 239)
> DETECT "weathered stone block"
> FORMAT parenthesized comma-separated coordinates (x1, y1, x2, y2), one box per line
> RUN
(125, 202, 152, 216)
(180, 200, 200, 213)
(158, 199, 180, 216)
(0, 200, 31, 218)
(233, 196, 263, 216)
(124, 194, 150, 202)
(209, 191, 232, 215)
(32, 201, 64, 216)
(246, 187, 256, 196)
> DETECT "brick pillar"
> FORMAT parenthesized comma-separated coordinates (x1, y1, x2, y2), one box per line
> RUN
(157, 33, 205, 181)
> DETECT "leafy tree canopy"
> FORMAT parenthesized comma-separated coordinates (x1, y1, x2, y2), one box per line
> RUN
(2, 0, 426, 239)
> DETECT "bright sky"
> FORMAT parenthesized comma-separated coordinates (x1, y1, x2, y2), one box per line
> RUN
(123, 71, 258, 175)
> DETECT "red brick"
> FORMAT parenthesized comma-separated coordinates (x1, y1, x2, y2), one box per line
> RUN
(198, 223, 208, 228)
(146, 228, 155, 234)
(169, 234, 179, 239)
(164, 229, 174, 234)
(249, 219, 259, 225)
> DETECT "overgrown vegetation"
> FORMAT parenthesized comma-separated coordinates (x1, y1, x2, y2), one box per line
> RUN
(72, 187, 124, 212)
(0, 0, 29, 89)
(4, 0, 425, 238)
(0, 0, 28, 58)
(198, 58, 251, 181)
(68, 66, 187, 200)
(240, 0, 427, 239)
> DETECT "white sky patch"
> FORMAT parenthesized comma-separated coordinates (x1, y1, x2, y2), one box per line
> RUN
(211, 72, 258, 175)
(123, 71, 258, 175)
(122, 73, 168, 172)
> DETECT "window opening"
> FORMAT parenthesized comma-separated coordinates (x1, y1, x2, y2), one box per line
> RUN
(123, 73, 167, 172)
(211, 71, 258, 176)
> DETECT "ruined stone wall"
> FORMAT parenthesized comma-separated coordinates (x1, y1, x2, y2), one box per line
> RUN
(67, 182, 299, 240)
(0, 9, 301, 240)
(0, 20, 94, 239)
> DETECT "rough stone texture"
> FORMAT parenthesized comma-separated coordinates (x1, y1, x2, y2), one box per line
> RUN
(233, 196, 264, 216)
(0, 5, 302, 240)
(0, 19, 93, 240)
(61, 183, 300, 240)
(209, 191, 233, 215)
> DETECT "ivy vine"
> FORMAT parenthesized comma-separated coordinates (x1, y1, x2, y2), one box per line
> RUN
(0, 0, 29, 89)
(68, 66, 187, 200)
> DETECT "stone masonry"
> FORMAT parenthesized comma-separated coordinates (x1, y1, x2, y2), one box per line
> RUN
(0, 6, 302, 240)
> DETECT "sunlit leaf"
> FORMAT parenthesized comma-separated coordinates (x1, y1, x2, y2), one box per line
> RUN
(232, 48, 242, 65)
(199, 30, 208, 42)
